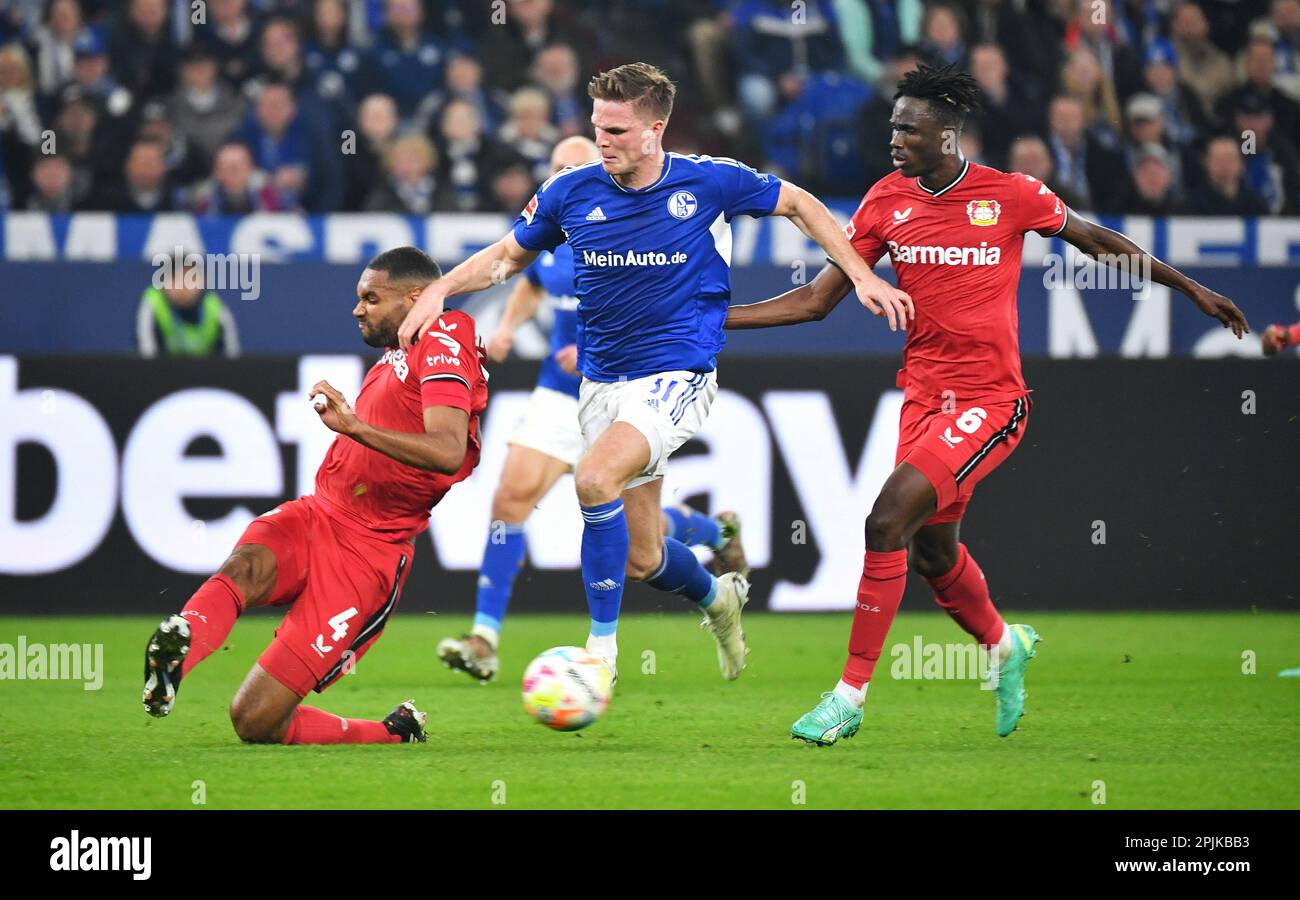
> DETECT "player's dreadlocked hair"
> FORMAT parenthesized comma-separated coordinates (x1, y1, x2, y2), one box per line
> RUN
(366, 246, 442, 286)
(894, 63, 982, 130)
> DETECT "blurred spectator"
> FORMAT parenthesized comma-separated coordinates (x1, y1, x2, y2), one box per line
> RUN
(304, 0, 370, 105)
(186, 140, 281, 214)
(233, 79, 333, 210)
(1, 40, 41, 205)
(764, 71, 872, 195)
(137, 99, 206, 187)
(89, 137, 174, 212)
(197, 0, 259, 88)
(1118, 142, 1188, 215)
(1217, 36, 1300, 139)
(68, 30, 132, 121)
(530, 43, 586, 137)
(964, 0, 1056, 106)
(1267, 0, 1300, 100)
(917, 2, 967, 68)
(1063, 0, 1144, 101)
(1171, 0, 1235, 114)
(1008, 134, 1087, 210)
(417, 53, 507, 137)
(26, 153, 87, 210)
(53, 88, 116, 189)
(136, 254, 241, 358)
(1060, 45, 1122, 135)
(1046, 93, 1127, 211)
(857, 47, 921, 183)
(1122, 92, 1190, 188)
(342, 92, 397, 209)
(433, 97, 519, 212)
(498, 86, 558, 183)
(1140, 39, 1209, 149)
(480, 0, 587, 95)
(364, 131, 446, 214)
(108, 0, 178, 101)
(1188, 134, 1269, 214)
(487, 156, 535, 213)
(968, 42, 1040, 170)
(168, 43, 245, 168)
(1224, 87, 1300, 213)
(369, 0, 449, 117)
(732, 0, 845, 123)
(29, 0, 87, 103)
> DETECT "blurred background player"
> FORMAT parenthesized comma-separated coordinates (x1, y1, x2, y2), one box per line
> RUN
(401, 62, 910, 685)
(1262, 321, 1300, 355)
(141, 246, 488, 745)
(727, 63, 1248, 745)
(436, 136, 749, 684)
(136, 249, 241, 357)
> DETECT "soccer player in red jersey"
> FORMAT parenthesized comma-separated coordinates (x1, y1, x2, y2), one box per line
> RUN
(726, 64, 1249, 744)
(141, 246, 489, 744)
(1262, 322, 1300, 356)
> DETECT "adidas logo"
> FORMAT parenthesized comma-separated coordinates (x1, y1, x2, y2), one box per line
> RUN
(585, 206, 607, 221)
(588, 578, 620, 591)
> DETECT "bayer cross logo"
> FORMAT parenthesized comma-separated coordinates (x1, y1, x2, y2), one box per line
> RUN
(667, 191, 697, 220)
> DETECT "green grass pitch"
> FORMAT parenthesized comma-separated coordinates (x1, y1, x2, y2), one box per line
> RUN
(1, 611, 1297, 809)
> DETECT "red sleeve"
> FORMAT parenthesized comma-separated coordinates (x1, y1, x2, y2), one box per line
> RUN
(1013, 172, 1068, 237)
(841, 194, 888, 268)
(414, 313, 480, 415)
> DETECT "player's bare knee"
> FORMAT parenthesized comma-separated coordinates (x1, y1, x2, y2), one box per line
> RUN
(910, 548, 956, 580)
(229, 692, 286, 743)
(573, 464, 620, 507)
(220, 546, 276, 606)
(490, 483, 535, 524)
(864, 508, 909, 551)
(625, 547, 662, 582)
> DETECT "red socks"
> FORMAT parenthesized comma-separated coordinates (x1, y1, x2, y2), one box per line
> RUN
(180, 574, 244, 676)
(842, 549, 909, 689)
(281, 705, 399, 745)
(926, 543, 1005, 647)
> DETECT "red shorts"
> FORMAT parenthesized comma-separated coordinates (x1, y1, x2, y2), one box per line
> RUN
(896, 394, 1032, 525)
(236, 496, 414, 697)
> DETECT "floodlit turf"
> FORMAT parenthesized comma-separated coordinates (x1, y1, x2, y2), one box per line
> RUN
(0, 612, 1297, 809)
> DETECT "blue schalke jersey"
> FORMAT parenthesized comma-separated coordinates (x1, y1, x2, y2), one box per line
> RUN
(523, 243, 581, 398)
(512, 153, 782, 381)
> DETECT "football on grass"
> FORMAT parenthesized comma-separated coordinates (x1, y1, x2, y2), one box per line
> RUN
(521, 646, 613, 731)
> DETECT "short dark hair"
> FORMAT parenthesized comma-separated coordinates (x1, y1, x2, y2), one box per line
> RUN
(587, 62, 676, 121)
(365, 246, 441, 285)
(894, 62, 982, 130)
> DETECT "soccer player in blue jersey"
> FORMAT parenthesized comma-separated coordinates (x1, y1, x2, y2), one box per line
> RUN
(400, 63, 912, 683)
(436, 137, 751, 683)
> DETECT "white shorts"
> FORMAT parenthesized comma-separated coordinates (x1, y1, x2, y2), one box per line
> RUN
(577, 369, 719, 489)
(508, 386, 584, 469)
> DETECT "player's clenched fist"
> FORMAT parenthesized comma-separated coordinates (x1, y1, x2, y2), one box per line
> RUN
(310, 381, 357, 435)
(854, 278, 914, 332)
(398, 281, 448, 350)
(486, 328, 514, 362)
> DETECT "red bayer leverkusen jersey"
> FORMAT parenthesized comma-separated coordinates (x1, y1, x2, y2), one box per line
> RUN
(843, 160, 1067, 409)
(314, 310, 489, 541)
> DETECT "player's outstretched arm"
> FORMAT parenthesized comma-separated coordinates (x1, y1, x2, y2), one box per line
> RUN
(1059, 213, 1250, 338)
(310, 381, 470, 474)
(725, 262, 855, 329)
(771, 182, 913, 331)
(398, 233, 539, 350)
(487, 278, 546, 362)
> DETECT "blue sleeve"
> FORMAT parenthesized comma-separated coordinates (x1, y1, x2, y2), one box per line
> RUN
(511, 182, 566, 253)
(710, 157, 783, 220)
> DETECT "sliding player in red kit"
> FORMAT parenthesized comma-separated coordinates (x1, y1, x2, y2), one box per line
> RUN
(727, 64, 1249, 744)
(141, 246, 488, 744)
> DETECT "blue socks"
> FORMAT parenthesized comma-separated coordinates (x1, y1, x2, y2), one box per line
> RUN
(646, 537, 718, 608)
(581, 499, 629, 638)
(662, 507, 726, 550)
(473, 523, 527, 640)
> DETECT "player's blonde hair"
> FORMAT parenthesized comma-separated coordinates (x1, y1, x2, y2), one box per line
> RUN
(587, 62, 676, 122)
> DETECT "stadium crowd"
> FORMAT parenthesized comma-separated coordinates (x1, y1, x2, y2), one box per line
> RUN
(0, 0, 1296, 216)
